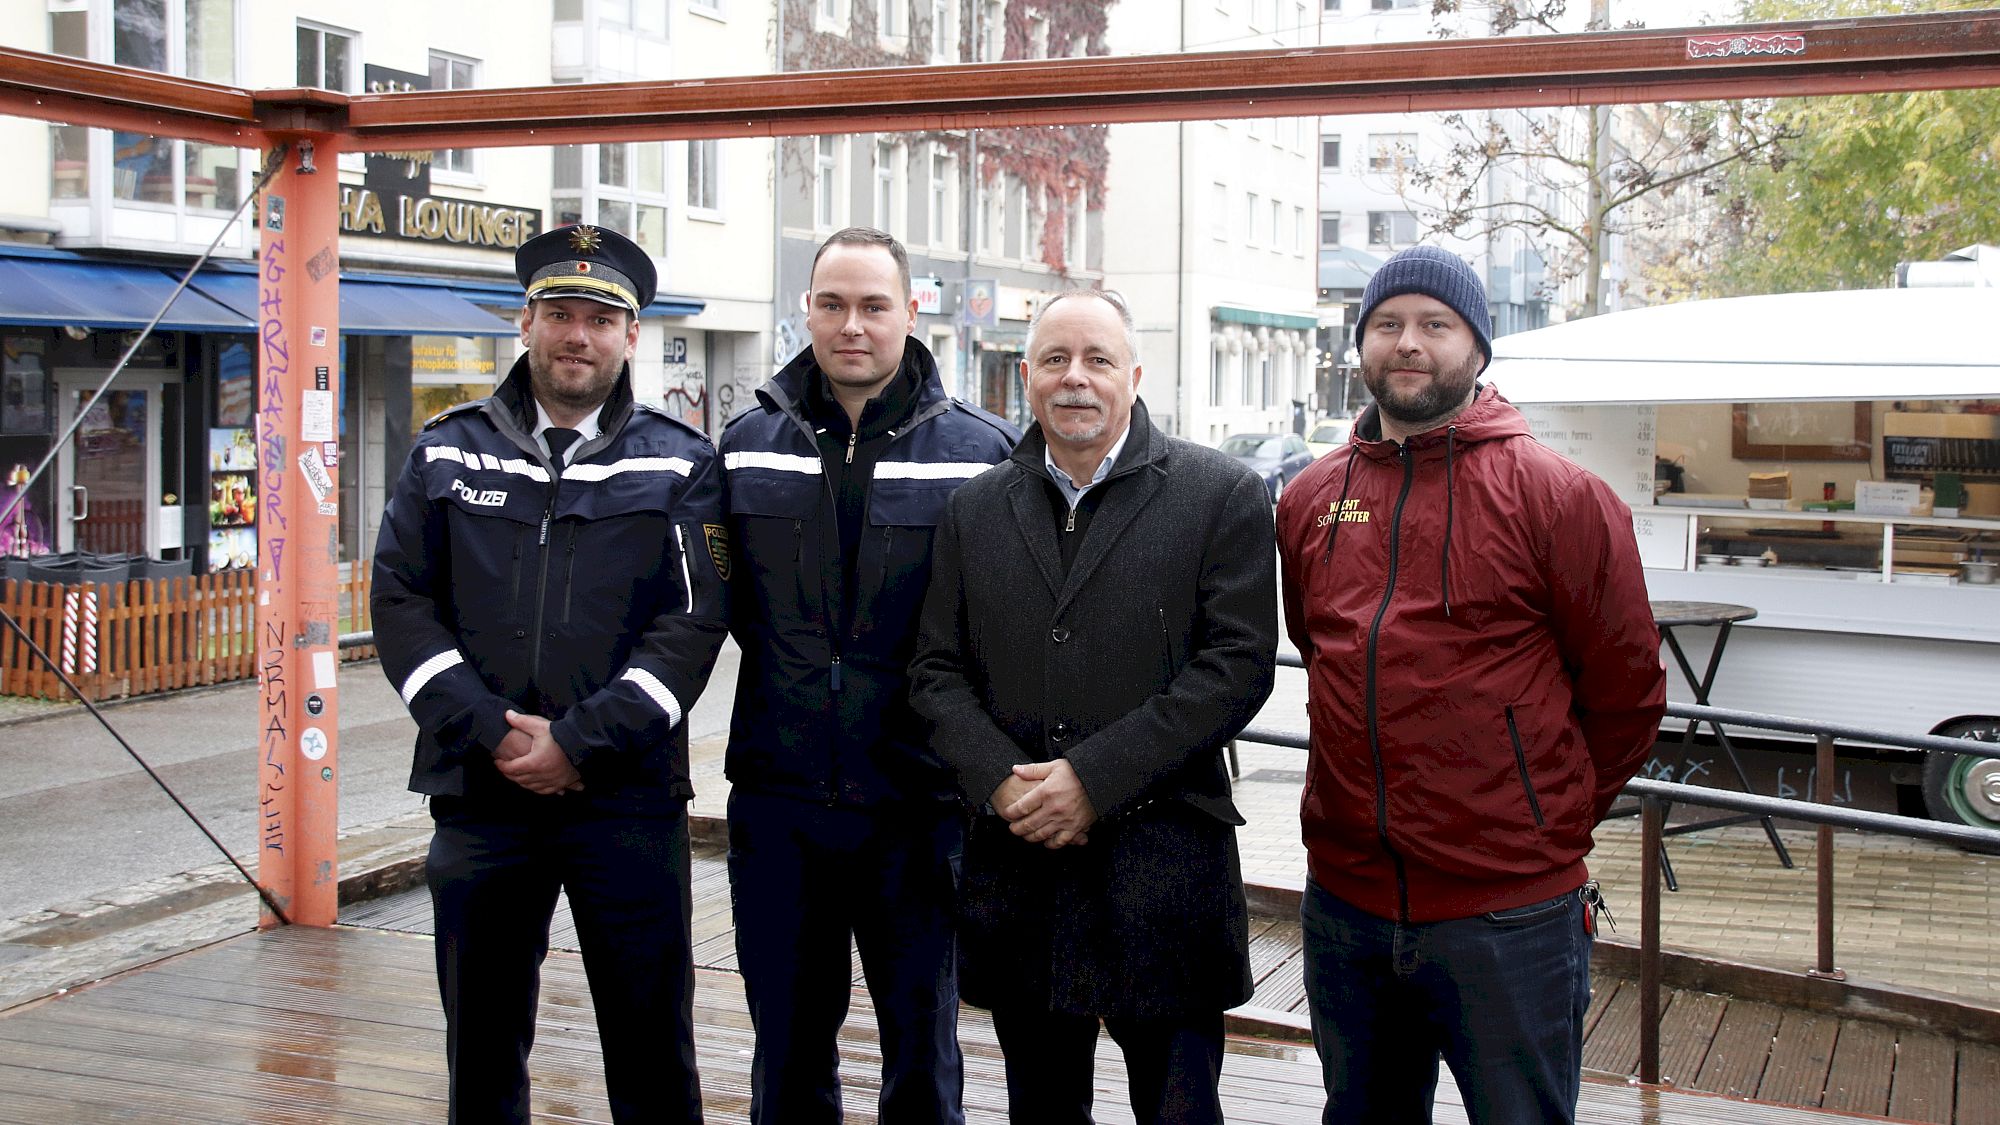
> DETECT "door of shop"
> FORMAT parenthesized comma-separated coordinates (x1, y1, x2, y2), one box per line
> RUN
(55, 373, 169, 557)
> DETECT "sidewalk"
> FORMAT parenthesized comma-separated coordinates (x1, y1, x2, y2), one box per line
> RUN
(3, 658, 1995, 1015)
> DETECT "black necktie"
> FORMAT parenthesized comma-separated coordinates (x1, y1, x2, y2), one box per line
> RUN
(544, 427, 581, 469)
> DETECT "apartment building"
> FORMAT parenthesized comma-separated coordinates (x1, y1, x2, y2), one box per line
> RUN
(1099, 0, 1322, 445)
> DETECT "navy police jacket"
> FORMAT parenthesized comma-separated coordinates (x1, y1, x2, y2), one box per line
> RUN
(372, 355, 729, 800)
(722, 341, 1017, 805)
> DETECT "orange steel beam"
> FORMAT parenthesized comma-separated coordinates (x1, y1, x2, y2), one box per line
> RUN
(5, 11, 2000, 150)
(339, 11, 2000, 149)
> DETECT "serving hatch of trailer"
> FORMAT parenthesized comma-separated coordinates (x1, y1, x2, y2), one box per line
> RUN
(1485, 285, 2000, 832)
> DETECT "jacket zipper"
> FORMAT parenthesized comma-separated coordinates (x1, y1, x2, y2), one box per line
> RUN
(845, 431, 857, 464)
(1158, 606, 1174, 683)
(1506, 705, 1547, 827)
(560, 524, 577, 623)
(1365, 442, 1418, 922)
(1065, 504, 1077, 532)
(528, 468, 559, 687)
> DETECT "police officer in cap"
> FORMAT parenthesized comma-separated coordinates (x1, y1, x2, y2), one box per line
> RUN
(373, 223, 730, 1123)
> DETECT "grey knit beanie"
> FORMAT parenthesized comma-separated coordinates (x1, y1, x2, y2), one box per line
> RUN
(1357, 246, 1492, 368)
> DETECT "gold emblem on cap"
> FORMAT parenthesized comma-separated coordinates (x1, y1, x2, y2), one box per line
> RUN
(568, 225, 602, 253)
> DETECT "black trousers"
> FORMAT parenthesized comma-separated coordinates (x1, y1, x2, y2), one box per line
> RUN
(989, 1006, 1226, 1125)
(427, 794, 701, 1124)
(727, 791, 965, 1125)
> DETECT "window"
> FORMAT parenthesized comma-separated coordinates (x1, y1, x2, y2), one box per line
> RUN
(814, 135, 841, 229)
(1006, 177, 1028, 259)
(1323, 0, 1341, 10)
(1025, 186, 1045, 265)
(1295, 205, 1307, 254)
(1320, 134, 1342, 169)
(981, 0, 1005, 61)
(1065, 194, 1086, 268)
(297, 21, 356, 91)
(1211, 348, 1227, 406)
(1373, 0, 1419, 9)
(1320, 210, 1341, 247)
(427, 52, 478, 175)
(552, 141, 670, 258)
(1271, 199, 1283, 251)
(60, 1, 244, 213)
(929, 0, 960, 63)
(1211, 183, 1228, 239)
(1246, 191, 1260, 245)
(874, 140, 902, 232)
(1367, 209, 1417, 248)
(930, 148, 958, 249)
(690, 0, 724, 17)
(1367, 133, 1416, 172)
(882, 0, 908, 48)
(981, 174, 1005, 255)
(818, 0, 847, 30)
(688, 139, 720, 215)
(1027, 11, 1049, 59)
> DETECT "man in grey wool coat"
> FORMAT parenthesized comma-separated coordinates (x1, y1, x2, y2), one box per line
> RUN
(910, 288, 1278, 1124)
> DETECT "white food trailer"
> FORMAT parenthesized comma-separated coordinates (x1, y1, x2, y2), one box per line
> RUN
(1485, 286, 2000, 831)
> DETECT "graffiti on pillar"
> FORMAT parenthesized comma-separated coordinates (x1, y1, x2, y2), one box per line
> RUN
(662, 366, 708, 432)
(257, 229, 292, 859)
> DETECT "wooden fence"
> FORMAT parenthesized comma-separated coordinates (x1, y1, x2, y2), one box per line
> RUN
(0, 566, 376, 702)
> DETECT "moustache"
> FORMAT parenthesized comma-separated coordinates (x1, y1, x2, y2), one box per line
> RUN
(1049, 392, 1103, 410)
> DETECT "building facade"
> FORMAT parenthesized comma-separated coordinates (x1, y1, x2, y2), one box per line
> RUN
(1, 0, 774, 573)
(773, 0, 1108, 426)
(1100, 0, 1321, 446)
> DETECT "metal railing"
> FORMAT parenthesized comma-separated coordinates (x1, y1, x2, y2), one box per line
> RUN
(1253, 651, 2000, 1084)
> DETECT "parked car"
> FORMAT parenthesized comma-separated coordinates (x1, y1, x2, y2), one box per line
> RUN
(1217, 432, 1315, 501)
(1304, 417, 1355, 458)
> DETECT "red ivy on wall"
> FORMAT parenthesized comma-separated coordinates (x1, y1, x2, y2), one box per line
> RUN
(783, 0, 1114, 276)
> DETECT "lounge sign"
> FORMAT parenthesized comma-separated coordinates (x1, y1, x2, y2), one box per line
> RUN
(344, 64, 543, 249)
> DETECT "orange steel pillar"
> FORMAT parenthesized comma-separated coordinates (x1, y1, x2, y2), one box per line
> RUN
(254, 133, 342, 927)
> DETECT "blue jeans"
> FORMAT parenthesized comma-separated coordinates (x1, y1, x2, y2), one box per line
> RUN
(1300, 878, 1591, 1125)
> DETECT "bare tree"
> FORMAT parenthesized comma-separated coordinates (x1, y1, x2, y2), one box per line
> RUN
(1402, 0, 1780, 315)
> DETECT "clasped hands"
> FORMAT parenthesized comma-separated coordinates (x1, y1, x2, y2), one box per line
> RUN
(993, 759, 1096, 850)
(495, 710, 585, 795)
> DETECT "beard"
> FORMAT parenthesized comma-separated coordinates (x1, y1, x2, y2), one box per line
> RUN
(1362, 349, 1484, 429)
(1043, 390, 1109, 444)
(528, 349, 621, 415)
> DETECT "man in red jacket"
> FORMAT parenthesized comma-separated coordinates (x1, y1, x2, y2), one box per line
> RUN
(1276, 245, 1665, 1124)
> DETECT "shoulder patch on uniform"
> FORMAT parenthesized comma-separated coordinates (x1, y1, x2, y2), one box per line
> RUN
(422, 398, 486, 431)
(703, 523, 731, 581)
(951, 399, 1024, 443)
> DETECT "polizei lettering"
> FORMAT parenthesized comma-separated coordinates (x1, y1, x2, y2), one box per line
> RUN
(451, 479, 508, 507)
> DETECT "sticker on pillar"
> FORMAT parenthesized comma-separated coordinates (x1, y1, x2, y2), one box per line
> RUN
(310, 327, 328, 348)
(266, 195, 285, 232)
(300, 727, 328, 761)
(321, 767, 333, 781)
(305, 693, 325, 717)
(297, 446, 334, 503)
(302, 389, 334, 442)
(322, 441, 338, 467)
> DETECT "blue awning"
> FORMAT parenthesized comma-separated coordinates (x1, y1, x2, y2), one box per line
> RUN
(0, 257, 254, 332)
(185, 271, 519, 337)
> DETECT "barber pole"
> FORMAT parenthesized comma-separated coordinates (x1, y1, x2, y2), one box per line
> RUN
(60, 587, 99, 676)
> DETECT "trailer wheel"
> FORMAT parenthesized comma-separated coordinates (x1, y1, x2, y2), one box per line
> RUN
(1921, 719, 2000, 852)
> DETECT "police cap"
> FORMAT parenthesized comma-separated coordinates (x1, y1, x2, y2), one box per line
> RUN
(515, 224, 657, 314)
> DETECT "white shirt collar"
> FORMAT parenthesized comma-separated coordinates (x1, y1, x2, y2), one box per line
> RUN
(533, 400, 604, 457)
(1044, 418, 1134, 510)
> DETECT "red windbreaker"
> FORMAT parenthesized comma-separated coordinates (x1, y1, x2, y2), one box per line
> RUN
(1276, 385, 1665, 923)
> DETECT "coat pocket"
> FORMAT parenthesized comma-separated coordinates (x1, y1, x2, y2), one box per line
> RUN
(1505, 704, 1548, 828)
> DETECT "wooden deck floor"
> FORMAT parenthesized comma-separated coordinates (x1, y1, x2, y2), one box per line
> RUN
(0, 921, 1911, 1124)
